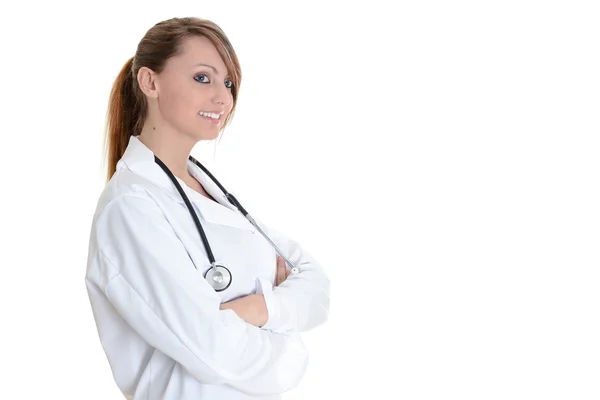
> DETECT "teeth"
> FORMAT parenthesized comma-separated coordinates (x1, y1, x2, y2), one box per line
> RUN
(199, 111, 220, 119)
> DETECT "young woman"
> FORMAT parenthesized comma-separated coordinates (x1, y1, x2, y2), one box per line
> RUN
(85, 16, 330, 400)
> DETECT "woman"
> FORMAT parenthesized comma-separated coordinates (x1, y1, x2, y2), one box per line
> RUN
(85, 17, 330, 400)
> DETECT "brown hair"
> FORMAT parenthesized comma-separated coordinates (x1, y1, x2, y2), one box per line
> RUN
(103, 17, 242, 182)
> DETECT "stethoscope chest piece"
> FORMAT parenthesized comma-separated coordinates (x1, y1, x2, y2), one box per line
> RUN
(204, 263, 232, 292)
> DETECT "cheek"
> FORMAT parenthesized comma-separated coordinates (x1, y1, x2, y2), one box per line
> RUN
(226, 96, 235, 114)
(161, 85, 197, 119)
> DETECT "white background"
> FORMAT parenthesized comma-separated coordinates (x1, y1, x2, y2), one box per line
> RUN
(0, 1, 598, 399)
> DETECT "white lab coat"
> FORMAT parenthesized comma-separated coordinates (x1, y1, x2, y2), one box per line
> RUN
(85, 135, 330, 400)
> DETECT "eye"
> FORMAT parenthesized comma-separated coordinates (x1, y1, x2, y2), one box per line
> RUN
(225, 79, 233, 89)
(194, 73, 210, 83)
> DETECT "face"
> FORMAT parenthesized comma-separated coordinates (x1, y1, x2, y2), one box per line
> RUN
(145, 36, 234, 141)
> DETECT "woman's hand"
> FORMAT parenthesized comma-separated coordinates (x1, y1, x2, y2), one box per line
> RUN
(219, 255, 291, 327)
(219, 294, 268, 327)
(275, 255, 291, 286)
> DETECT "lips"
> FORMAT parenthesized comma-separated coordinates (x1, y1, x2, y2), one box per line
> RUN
(199, 113, 221, 125)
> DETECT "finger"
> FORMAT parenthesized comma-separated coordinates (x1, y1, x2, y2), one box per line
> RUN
(277, 257, 285, 285)
(280, 258, 291, 283)
(275, 256, 282, 285)
(279, 256, 287, 285)
(274, 256, 280, 285)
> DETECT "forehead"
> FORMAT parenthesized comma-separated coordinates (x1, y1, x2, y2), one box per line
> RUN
(169, 35, 228, 75)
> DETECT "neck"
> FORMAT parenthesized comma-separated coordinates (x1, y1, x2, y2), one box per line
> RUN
(138, 124, 197, 180)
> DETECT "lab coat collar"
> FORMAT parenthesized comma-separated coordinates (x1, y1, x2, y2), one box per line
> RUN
(118, 135, 240, 215)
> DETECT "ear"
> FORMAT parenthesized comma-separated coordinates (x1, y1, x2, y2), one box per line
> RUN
(137, 66, 159, 99)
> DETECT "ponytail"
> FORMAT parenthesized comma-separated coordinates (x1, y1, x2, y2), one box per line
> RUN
(104, 57, 144, 182)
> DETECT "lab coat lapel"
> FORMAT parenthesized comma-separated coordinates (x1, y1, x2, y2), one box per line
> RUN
(119, 135, 184, 200)
(186, 160, 255, 231)
(186, 160, 238, 213)
(119, 135, 253, 232)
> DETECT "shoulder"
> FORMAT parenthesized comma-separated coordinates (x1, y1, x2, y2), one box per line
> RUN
(92, 168, 165, 228)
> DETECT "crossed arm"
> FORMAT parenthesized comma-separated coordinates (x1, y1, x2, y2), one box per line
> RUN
(221, 217, 331, 334)
(220, 255, 292, 327)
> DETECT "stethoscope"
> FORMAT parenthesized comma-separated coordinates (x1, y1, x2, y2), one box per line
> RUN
(154, 154, 299, 292)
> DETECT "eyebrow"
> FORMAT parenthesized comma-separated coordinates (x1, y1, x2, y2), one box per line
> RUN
(195, 63, 220, 74)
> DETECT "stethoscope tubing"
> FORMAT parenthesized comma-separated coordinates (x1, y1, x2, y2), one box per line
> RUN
(156, 154, 299, 277)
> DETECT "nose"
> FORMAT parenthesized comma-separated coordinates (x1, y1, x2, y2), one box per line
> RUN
(213, 84, 232, 107)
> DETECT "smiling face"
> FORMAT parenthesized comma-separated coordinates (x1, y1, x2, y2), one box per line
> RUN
(150, 35, 235, 141)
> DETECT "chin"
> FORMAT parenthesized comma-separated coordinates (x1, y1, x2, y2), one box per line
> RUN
(193, 129, 220, 142)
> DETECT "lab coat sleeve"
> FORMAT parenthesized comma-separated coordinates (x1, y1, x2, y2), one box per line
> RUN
(253, 219, 331, 333)
(86, 192, 308, 396)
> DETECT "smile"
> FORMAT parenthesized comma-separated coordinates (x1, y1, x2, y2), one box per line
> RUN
(198, 111, 222, 125)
